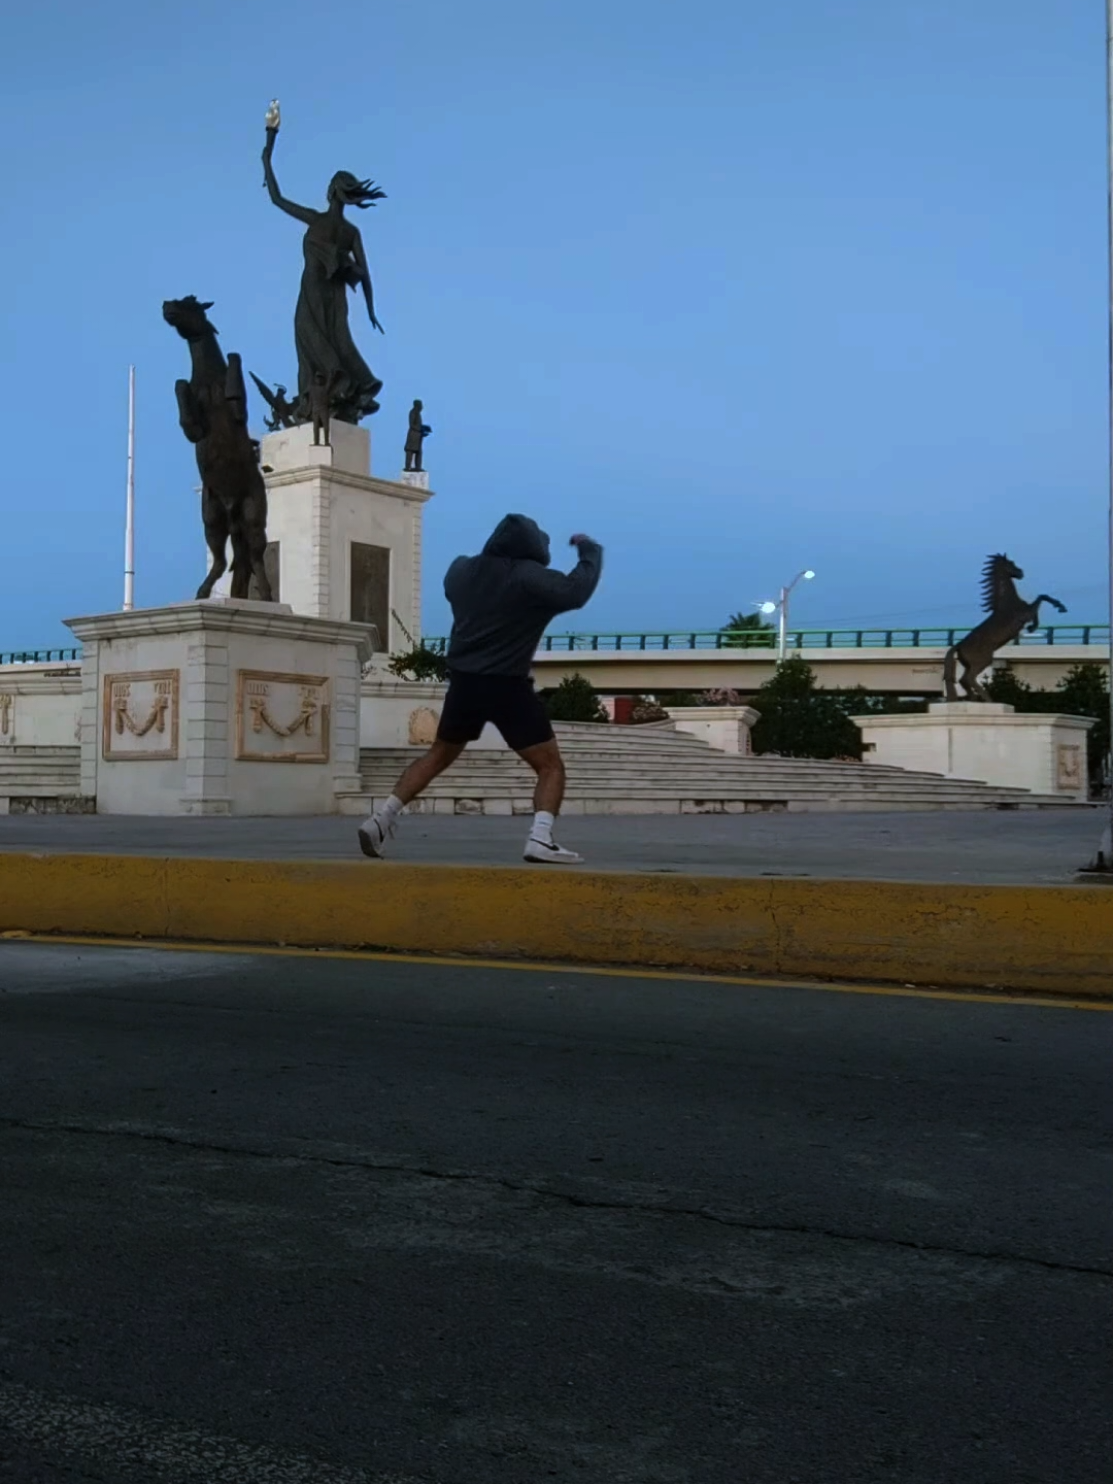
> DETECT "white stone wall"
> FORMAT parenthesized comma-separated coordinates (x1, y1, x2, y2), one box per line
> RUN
(359, 678, 506, 751)
(0, 664, 82, 747)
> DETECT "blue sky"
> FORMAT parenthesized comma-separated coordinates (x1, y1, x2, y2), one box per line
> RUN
(0, 0, 1107, 648)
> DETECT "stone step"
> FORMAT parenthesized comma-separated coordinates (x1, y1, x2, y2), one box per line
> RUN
(356, 729, 1074, 810)
(362, 739, 945, 776)
(362, 752, 992, 779)
(346, 793, 1063, 816)
(357, 771, 1040, 803)
(358, 753, 1034, 796)
(356, 776, 1050, 801)
(356, 767, 1059, 804)
(0, 746, 81, 797)
(359, 748, 930, 778)
(0, 763, 81, 779)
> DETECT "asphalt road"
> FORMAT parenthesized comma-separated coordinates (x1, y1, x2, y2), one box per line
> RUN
(0, 807, 1104, 882)
(0, 944, 1109, 1483)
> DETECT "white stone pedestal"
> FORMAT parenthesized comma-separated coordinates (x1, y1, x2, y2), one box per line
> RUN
(666, 705, 760, 755)
(853, 702, 1094, 802)
(65, 599, 373, 816)
(358, 677, 505, 752)
(210, 420, 433, 654)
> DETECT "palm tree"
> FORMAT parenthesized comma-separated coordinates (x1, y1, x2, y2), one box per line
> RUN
(720, 611, 776, 649)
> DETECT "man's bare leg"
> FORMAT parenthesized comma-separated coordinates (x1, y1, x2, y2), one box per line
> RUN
(517, 739, 582, 864)
(358, 739, 464, 858)
(391, 739, 466, 805)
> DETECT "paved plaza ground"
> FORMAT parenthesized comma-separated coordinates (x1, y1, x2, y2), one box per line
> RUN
(0, 807, 1105, 883)
(0, 941, 1109, 1483)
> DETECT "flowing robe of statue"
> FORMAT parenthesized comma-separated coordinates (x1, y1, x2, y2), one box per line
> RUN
(262, 117, 386, 424)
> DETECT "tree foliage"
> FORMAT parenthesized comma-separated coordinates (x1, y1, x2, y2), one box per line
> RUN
(750, 658, 864, 760)
(542, 673, 609, 723)
(719, 612, 776, 649)
(387, 644, 449, 682)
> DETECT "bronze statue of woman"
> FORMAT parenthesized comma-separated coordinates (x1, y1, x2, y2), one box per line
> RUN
(261, 104, 385, 424)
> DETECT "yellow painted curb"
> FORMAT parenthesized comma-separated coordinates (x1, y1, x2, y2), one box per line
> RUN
(0, 853, 1111, 998)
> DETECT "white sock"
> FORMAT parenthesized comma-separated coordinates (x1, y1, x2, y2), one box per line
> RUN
(531, 810, 555, 844)
(380, 794, 405, 823)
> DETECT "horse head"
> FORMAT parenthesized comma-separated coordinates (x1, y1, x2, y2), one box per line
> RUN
(162, 296, 218, 341)
(980, 553, 1025, 614)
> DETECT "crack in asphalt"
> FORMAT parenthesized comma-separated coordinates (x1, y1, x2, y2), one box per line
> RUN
(2, 1114, 1108, 1280)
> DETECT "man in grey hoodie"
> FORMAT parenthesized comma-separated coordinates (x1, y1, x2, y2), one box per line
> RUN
(359, 515, 603, 864)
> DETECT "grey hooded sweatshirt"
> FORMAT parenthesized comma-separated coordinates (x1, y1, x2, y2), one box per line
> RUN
(443, 515, 603, 676)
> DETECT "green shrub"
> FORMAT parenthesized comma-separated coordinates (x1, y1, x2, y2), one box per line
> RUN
(387, 644, 449, 682)
(542, 673, 609, 723)
(750, 657, 863, 760)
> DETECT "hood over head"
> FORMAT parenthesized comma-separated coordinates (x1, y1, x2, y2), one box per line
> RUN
(482, 514, 551, 567)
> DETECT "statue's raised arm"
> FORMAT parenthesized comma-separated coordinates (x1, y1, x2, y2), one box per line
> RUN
(261, 103, 316, 226)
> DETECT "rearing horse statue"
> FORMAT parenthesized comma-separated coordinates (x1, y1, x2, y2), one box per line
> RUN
(163, 296, 273, 602)
(943, 554, 1066, 701)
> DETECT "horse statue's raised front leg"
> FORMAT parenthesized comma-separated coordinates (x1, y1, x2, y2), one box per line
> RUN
(1027, 596, 1068, 633)
(174, 380, 207, 445)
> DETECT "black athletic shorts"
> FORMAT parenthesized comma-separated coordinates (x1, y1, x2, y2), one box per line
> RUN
(437, 671, 555, 752)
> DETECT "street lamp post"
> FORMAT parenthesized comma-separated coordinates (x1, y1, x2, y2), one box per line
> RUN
(759, 570, 816, 663)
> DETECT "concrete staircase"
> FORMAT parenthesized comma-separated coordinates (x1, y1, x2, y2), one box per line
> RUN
(0, 746, 91, 814)
(0, 729, 1079, 816)
(357, 721, 1075, 814)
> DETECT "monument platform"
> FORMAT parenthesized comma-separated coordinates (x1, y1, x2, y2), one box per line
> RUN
(854, 701, 1094, 804)
(63, 599, 372, 816)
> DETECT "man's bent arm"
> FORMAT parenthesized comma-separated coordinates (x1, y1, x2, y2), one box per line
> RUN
(521, 539, 603, 614)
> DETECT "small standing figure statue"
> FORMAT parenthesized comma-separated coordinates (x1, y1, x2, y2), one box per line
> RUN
(309, 370, 337, 446)
(404, 399, 432, 472)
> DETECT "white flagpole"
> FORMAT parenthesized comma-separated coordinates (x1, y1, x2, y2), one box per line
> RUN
(1089, 1, 1113, 869)
(123, 366, 136, 611)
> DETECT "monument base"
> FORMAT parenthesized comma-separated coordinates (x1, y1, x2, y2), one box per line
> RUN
(65, 599, 373, 816)
(207, 422, 434, 658)
(853, 701, 1094, 802)
(665, 705, 760, 755)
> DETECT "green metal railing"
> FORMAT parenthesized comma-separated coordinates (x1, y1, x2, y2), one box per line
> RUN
(4, 627, 1109, 666)
(421, 624, 1110, 656)
(0, 648, 81, 666)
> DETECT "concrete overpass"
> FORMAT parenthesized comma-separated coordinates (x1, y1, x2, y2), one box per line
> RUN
(7, 625, 1110, 699)
(436, 625, 1109, 696)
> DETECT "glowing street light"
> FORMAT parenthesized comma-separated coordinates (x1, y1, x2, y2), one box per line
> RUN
(758, 569, 816, 663)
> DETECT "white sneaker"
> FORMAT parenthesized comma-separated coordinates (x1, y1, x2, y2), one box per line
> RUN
(523, 836, 584, 865)
(358, 814, 397, 859)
